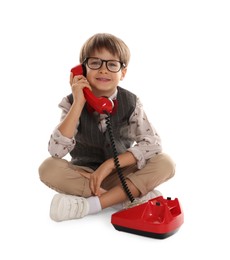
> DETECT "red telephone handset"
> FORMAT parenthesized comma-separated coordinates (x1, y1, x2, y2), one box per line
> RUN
(71, 65, 114, 114)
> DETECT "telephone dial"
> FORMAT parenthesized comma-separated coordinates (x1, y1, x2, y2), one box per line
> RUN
(71, 65, 114, 114)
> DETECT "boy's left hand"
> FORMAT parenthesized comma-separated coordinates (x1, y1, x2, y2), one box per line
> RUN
(89, 161, 113, 196)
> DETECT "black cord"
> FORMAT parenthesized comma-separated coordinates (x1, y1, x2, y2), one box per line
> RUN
(105, 114, 135, 203)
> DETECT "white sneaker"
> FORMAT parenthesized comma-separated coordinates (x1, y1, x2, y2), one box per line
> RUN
(123, 189, 162, 209)
(50, 194, 89, 222)
(139, 189, 162, 203)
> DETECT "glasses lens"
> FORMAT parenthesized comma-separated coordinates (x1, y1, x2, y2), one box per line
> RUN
(87, 58, 102, 69)
(107, 61, 121, 72)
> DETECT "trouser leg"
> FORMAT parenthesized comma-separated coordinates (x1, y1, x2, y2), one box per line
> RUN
(38, 157, 93, 197)
(102, 153, 175, 196)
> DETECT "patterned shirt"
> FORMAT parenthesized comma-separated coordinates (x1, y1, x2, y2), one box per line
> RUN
(48, 89, 162, 169)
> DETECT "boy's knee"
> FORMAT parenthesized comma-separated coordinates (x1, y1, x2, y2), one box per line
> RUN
(150, 153, 176, 179)
(38, 157, 67, 182)
(160, 153, 176, 178)
(38, 157, 52, 182)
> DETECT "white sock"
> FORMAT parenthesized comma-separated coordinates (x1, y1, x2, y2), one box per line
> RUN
(86, 196, 102, 215)
(111, 203, 123, 210)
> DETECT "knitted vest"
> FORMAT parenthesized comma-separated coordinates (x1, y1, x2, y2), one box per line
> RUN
(67, 86, 137, 170)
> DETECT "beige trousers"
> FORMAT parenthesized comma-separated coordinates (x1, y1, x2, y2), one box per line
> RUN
(38, 153, 175, 198)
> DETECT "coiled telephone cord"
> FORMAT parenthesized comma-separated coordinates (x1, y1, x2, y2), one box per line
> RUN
(105, 114, 135, 203)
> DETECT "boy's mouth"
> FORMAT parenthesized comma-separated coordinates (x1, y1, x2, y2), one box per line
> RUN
(96, 77, 110, 82)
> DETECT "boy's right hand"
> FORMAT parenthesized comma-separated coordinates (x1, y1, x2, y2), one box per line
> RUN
(69, 73, 91, 106)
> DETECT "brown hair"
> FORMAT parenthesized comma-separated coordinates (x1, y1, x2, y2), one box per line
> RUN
(79, 33, 130, 66)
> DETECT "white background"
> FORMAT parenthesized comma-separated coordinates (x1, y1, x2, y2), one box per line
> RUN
(0, 0, 229, 259)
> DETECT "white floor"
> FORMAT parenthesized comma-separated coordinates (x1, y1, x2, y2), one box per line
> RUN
(1, 151, 229, 259)
(1, 1, 230, 259)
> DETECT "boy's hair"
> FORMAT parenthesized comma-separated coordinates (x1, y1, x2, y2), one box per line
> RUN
(79, 33, 130, 66)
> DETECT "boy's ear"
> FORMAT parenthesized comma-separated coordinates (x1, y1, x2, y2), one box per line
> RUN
(120, 67, 127, 80)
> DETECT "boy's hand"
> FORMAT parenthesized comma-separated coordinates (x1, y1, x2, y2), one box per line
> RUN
(79, 171, 107, 195)
(70, 73, 91, 105)
(89, 160, 114, 196)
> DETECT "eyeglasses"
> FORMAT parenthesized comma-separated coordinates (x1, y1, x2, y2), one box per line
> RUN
(83, 57, 125, 73)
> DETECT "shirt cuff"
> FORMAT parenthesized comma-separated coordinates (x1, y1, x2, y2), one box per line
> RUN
(127, 147, 146, 169)
(52, 128, 75, 146)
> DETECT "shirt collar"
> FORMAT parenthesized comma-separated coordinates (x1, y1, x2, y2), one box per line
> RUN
(109, 89, 118, 100)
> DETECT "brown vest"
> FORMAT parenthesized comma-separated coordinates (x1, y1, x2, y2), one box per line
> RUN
(67, 86, 137, 170)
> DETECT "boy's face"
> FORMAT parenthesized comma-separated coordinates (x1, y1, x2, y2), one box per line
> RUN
(85, 48, 127, 97)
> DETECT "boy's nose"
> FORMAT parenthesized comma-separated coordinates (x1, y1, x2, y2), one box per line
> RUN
(99, 61, 108, 72)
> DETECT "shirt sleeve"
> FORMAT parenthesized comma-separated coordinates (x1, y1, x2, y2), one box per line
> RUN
(48, 96, 77, 158)
(127, 97, 162, 169)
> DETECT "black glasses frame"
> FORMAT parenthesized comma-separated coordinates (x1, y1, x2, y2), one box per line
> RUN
(83, 57, 125, 73)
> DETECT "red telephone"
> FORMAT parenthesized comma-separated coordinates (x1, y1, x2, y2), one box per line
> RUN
(71, 65, 114, 114)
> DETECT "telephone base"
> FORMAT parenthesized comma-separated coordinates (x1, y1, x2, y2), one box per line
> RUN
(112, 224, 180, 239)
(111, 196, 184, 239)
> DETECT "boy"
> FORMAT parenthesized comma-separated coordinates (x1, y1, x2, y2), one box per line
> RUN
(39, 33, 175, 221)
